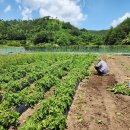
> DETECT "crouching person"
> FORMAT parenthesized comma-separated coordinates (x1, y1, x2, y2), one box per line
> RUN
(95, 57, 109, 75)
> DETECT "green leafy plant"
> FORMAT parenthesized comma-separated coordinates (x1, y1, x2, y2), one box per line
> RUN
(111, 82, 130, 95)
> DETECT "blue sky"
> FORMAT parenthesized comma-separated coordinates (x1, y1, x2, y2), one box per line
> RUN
(0, 0, 130, 30)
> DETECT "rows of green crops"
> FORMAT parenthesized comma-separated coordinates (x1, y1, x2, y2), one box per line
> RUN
(0, 53, 97, 130)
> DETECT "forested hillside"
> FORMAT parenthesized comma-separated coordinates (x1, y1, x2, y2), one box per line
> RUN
(0, 17, 104, 46)
(105, 18, 130, 45)
(88, 30, 108, 37)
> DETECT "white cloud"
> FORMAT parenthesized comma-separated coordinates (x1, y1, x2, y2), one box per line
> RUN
(111, 12, 130, 27)
(4, 5, 12, 13)
(15, 0, 86, 25)
(21, 7, 32, 20)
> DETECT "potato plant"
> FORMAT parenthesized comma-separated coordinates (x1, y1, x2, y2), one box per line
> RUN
(0, 53, 97, 129)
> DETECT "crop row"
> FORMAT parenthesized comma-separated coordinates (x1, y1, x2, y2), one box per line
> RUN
(0, 53, 97, 130)
(20, 54, 96, 130)
(0, 53, 72, 82)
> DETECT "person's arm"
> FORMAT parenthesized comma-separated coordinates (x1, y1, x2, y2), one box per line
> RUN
(96, 61, 102, 68)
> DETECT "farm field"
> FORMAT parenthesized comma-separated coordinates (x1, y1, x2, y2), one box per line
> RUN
(1, 1, 130, 130)
(1, 53, 130, 130)
(66, 55, 130, 130)
(0, 53, 97, 130)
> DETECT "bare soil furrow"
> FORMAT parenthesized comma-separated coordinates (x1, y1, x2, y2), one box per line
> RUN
(66, 55, 130, 130)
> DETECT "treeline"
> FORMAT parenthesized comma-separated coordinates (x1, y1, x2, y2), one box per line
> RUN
(0, 17, 104, 46)
(105, 18, 130, 45)
(1, 16, 130, 46)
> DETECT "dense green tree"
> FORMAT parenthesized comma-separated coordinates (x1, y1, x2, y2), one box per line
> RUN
(105, 18, 130, 45)
(0, 17, 104, 46)
(33, 31, 55, 44)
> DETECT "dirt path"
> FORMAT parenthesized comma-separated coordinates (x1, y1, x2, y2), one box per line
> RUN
(66, 55, 130, 130)
(107, 55, 130, 83)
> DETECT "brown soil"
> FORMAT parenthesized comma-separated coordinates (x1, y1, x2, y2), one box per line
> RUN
(66, 55, 130, 130)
